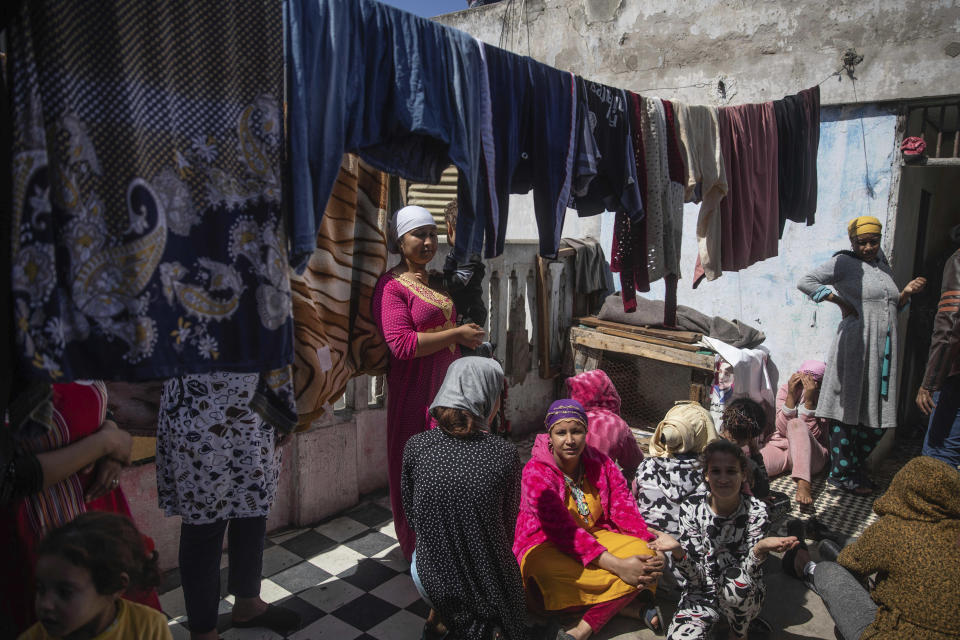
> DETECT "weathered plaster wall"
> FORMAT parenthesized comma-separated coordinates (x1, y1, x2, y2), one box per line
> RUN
(596, 105, 900, 382)
(436, 0, 960, 107)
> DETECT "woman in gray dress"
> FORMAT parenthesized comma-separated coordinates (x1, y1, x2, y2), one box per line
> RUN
(797, 216, 925, 494)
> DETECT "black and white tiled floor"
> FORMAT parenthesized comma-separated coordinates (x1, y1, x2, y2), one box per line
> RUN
(161, 493, 430, 640)
(159, 436, 921, 639)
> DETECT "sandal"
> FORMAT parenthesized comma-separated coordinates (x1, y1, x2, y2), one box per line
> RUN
(782, 520, 808, 581)
(643, 603, 665, 634)
(422, 621, 448, 640)
(826, 476, 872, 495)
(232, 604, 301, 634)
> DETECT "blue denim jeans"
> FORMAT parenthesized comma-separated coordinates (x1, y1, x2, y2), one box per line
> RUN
(286, 0, 487, 266)
(410, 549, 434, 609)
(453, 43, 576, 261)
(922, 374, 960, 468)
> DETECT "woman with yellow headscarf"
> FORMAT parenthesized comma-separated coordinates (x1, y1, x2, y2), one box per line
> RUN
(796, 216, 926, 494)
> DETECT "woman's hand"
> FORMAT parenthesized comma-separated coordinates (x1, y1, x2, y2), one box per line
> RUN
(456, 323, 486, 349)
(901, 277, 927, 297)
(615, 555, 662, 587)
(827, 293, 858, 319)
(648, 531, 683, 560)
(752, 536, 799, 559)
(98, 420, 133, 466)
(84, 458, 124, 502)
(783, 373, 802, 410)
(799, 373, 820, 408)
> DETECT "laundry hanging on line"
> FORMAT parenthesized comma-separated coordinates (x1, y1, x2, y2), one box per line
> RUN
(6, 0, 297, 432)
(290, 155, 391, 428)
(3, 0, 823, 401)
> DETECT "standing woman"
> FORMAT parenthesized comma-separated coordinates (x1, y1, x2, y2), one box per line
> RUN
(797, 216, 926, 494)
(156, 373, 301, 640)
(372, 205, 485, 559)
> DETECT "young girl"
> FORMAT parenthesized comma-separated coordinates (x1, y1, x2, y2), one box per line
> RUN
(719, 398, 770, 498)
(649, 440, 798, 640)
(19, 512, 171, 640)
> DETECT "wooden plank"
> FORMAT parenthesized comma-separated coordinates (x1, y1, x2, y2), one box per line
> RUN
(576, 316, 701, 343)
(597, 326, 702, 352)
(536, 255, 554, 379)
(569, 326, 715, 371)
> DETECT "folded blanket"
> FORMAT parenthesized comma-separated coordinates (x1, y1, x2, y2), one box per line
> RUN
(597, 293, 765, 349)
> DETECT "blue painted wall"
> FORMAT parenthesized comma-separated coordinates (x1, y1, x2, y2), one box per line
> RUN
(600, 105, 900, 383)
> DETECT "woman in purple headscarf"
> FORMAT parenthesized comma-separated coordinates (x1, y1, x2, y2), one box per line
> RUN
(759, 360, 830, 505)
(513, 400, 665, 639)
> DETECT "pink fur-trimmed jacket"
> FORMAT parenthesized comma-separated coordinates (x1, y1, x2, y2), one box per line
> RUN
(513, 434, 655, 568)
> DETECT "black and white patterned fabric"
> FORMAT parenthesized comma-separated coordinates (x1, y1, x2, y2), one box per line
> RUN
(401, 428, 528, 640)
(634, 455, 708, 538)
(157, 371, 284, 523)
(668, 493, 769, 639)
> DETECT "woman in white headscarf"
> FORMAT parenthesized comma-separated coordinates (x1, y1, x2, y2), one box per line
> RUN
(372, 206, 485, 560)
(633, 401, 718, 539)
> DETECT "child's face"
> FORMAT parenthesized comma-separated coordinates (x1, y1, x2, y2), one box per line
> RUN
(34, 554, 118, 639)
(704, 452, 745, 500)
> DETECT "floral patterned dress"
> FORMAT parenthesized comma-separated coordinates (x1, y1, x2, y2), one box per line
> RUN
(372, 269, 459, 558)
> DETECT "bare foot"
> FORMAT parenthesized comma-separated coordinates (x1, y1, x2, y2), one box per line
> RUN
(795, 479, 813, 505)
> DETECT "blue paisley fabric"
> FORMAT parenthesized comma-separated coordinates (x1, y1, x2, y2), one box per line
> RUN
(8, 1, 294, 395)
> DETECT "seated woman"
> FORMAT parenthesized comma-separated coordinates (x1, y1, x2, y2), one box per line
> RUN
(567, 370, 644, 480)
(515, 400, 664, 639)
(634, 401, 718, 540)
(402, 358, 528, 640)
(650, 440, 799, 640)
(760, 361, 830, 505)
(783, 456, 960, 640)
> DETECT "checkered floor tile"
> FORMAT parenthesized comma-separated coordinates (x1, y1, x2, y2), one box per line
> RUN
(767, 439, 922, 540)
(162, 498, 424, 640)
(161, 436, 922, 639)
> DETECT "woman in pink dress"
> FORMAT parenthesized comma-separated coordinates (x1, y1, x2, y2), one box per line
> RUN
(372, 205, 485, 559)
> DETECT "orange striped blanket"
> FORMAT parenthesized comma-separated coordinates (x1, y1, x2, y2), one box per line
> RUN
(291, 155, 390, 427)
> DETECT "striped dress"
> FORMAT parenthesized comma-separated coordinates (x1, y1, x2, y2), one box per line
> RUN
(0, 382, 161, 634)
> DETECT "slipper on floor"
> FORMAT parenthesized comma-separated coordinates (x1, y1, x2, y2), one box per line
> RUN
(818, 539, 843, 563)
(826, 476, 872, 495)
(422, 620, 448, 640)
(232, 604, 301, 633)
(643, 603, 665, 635)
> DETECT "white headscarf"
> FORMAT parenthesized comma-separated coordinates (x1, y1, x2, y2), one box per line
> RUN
(389, 205, 436, 254)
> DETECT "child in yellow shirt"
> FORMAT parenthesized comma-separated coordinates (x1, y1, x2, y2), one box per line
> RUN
(18, 512, 171, 640)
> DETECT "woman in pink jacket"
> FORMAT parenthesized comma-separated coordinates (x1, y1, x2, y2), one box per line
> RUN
(759, 360, 830, 505)
(514, 400, 665, 639)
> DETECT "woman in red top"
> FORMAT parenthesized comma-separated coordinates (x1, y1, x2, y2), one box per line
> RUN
(371, 205, 484, 559)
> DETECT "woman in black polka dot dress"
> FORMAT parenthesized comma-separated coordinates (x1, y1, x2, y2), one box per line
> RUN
(401, 358, 528, 640)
